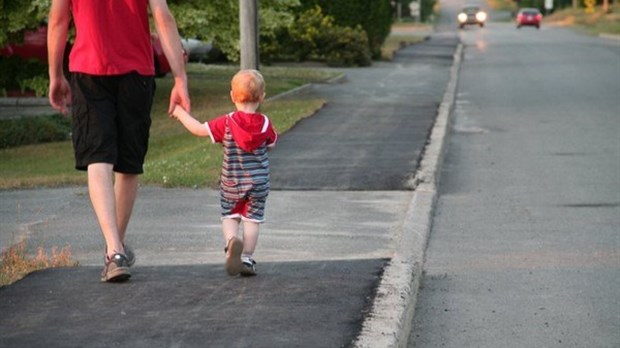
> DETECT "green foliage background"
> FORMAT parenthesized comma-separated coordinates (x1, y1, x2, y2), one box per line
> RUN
(0, 0, 396, 95)
(0, 0, 49, 47)
(299, 0, 393, 59)
(170, 0, 300, 63)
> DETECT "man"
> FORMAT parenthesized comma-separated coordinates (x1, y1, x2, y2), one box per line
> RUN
(47, 0, 191, 282)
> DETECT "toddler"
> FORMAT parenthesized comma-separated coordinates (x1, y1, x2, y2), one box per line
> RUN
(171, 69, 277, 276)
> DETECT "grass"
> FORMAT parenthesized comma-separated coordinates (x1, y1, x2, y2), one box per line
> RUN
(487, 0, 518, 12)
(545, 3, 620, 35)
(0, 241, 78, 287)
(0, 29, 432, 188)
(0, 64, 334, 189)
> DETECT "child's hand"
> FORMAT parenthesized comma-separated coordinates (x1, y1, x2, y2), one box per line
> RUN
(169, 105, 210, 137)
(170, 104, 186, 120)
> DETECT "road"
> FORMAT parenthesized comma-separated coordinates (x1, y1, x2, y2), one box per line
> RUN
(408, 1, 620, 347)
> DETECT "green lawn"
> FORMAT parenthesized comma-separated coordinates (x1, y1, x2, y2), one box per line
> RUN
(0, 64, 334, 189)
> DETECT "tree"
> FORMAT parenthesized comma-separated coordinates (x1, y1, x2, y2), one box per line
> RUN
(240, 0, 259, 70)
(169, 0, 299, 63)
(0, 0, 50, 46)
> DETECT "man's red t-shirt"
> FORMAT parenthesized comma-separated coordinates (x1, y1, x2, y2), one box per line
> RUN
(69, 0, 154, 76)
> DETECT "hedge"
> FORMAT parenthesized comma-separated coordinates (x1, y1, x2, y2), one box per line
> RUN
(299, 0, 393, 59)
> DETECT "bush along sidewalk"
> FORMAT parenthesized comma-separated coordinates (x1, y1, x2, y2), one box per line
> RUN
(0, 114, 71, 149)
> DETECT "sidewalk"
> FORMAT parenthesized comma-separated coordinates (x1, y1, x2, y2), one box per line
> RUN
(0, 33, 461, 348)
(0, 97, 57, 119)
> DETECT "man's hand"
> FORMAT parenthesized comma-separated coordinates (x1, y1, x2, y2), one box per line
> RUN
(168, 77, 190, 116)
(49, 77, 72, 115)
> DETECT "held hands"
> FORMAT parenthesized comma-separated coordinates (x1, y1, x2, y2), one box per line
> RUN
(170, 104, 189, 121)
(168, 104, 209, 137)
(168, 78, 190, 116)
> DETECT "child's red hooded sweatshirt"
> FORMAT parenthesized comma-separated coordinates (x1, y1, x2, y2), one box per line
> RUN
(206, 111, 277, 152)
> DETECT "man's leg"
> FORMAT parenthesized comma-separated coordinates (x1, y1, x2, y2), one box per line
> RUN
(88, 163, 125, 257)
(115, 172, 139, 242)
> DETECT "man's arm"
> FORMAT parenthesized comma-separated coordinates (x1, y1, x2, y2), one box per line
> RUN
(47, 0, 72, 115)
(149, 0, 190, 115)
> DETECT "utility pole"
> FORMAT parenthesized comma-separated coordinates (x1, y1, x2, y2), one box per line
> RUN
(240, 0, 259, 70)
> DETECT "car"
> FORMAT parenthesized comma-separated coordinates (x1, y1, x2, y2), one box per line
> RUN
(516, 8, 542, 29)
(457, 5, 487, 29)
(0, 26, 173, 77)
(180, 38, 213, 63)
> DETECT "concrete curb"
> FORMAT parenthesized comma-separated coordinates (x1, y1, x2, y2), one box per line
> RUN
(353, 42, 463, 348)
(265, 72, 346, 102)
(599, 33, 620, 41)
(0, 97, 49, 107)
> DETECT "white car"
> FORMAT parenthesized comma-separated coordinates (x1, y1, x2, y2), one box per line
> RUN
(457, 5, 487, 29)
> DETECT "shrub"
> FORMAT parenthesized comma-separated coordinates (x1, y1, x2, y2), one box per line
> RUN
(18, 75, 49, 97)
(0, 56, 48, 97)
(0, 114, 71, 149)
(287, 6, 336, 61)
(268, 6, 371, 66)
(300, 0, 393, 59)
(421, 0, 437, 22)
(323, 25, 372, 67)
(0, 0, 49, 47)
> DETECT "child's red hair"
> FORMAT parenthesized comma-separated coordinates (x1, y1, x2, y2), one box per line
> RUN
(231, 69, 265, 103)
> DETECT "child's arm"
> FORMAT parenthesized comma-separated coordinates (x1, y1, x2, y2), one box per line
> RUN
(171, 105, 211, 137)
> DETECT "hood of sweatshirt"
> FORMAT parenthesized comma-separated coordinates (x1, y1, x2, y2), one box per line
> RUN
(228, 111, 272, 152)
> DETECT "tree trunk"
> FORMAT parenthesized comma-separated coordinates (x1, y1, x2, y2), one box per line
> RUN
(240, 0, 259, 70)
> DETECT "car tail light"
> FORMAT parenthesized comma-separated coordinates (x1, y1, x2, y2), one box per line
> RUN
(536, 14, 543, 21)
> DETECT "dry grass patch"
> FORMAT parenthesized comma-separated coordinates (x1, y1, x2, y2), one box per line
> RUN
(545, 4, 620, 34)
(0, 241, 78, 287)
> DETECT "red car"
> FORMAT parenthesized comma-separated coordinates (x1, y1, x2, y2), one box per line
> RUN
(516, 8, 542, 29)
(0, 26, 172, 77)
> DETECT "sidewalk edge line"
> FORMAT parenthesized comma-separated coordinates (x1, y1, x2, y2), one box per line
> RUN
(352, 42, 463, 348)
(265, 83, 313, 102)
(265, 73, 346, 103)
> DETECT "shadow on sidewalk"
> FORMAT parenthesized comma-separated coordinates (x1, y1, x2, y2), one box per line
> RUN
(0, 258, 388, 348)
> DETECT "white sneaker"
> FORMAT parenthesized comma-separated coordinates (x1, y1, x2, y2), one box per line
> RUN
(240, 256, 257, 276)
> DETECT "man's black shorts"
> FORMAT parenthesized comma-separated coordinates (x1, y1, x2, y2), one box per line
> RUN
(70, 72, 155, 174)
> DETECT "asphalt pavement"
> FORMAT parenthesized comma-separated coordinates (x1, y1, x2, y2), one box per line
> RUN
(409, 15, 620, 348)
(0, 32, 460, 348)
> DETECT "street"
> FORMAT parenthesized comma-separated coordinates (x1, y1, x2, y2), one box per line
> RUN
(408, 1, 620, 347)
